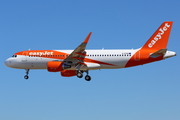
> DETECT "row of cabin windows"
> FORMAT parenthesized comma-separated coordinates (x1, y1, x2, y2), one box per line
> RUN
(26, 53, 132, 57)
(87, 54, 131, 57)
(12, 53, 132, 58)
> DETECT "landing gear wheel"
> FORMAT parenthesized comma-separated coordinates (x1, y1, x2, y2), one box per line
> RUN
(77, 72, 83, 78)
(24, 69, 30, 80)
(24, 75, 29, 79)
(85, 75, 91, 81)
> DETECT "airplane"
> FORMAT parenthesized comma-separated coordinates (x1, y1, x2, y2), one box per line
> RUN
(4, 21, 176, 81)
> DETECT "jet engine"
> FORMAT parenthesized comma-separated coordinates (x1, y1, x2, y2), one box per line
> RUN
(47, 61, 71, 72)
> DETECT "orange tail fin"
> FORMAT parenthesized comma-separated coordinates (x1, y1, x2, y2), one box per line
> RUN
(142, 21, 173, 50)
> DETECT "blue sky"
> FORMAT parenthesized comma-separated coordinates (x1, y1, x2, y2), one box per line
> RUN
(0, 0, 180, 120)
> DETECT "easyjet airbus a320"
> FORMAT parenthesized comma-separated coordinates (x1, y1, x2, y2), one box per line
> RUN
(4, 22, 176, 81)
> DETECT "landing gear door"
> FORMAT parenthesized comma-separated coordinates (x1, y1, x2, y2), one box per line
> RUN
(22, 52, 27, 62)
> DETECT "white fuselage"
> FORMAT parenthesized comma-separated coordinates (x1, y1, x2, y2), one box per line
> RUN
(5, 49, 138, 70)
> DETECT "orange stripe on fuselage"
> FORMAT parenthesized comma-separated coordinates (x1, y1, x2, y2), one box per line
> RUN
(84, 58, 117, 66)
(125, 49, 163, 68)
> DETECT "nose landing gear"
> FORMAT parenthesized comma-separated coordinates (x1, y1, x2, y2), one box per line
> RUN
(24, 69, 29, 79)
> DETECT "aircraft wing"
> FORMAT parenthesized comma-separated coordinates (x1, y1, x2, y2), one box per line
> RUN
(63, 32, 92, 69)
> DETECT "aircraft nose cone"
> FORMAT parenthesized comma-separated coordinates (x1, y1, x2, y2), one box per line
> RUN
(4, 59, 11, 67)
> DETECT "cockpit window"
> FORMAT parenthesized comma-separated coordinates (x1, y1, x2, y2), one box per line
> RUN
(12, 55, 17, 57)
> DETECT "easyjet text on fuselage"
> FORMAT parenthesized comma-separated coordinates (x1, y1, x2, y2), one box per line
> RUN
(29, 51, 54, 56)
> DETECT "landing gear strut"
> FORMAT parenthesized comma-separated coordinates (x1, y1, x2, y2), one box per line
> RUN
(24, 69, 29, 79)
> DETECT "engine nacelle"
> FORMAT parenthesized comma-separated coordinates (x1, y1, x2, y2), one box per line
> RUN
(61, 70, 76, 77)
(47, 61, 63, 72)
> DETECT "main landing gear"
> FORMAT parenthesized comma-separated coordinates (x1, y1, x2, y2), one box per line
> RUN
(76, 70, 91, 81)
(24, 69, 29, 79)
(23, 69, 91, 81)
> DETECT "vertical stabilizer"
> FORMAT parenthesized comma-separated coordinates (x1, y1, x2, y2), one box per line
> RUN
(141, 21, 173, 50)
(125, 22, 174, 68)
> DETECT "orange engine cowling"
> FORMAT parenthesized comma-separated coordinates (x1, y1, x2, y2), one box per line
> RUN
(61, 70, 77, 77)
(47, 61, 63, 72)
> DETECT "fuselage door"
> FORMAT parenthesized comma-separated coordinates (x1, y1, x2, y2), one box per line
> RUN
(134, 51, 140, 61)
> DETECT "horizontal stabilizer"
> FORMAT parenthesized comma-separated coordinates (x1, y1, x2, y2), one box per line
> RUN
(150, 49, 167, 58)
